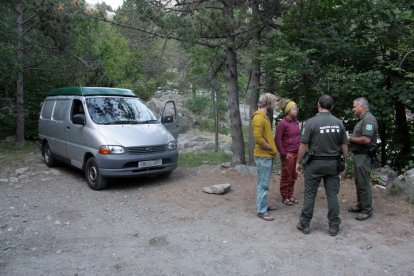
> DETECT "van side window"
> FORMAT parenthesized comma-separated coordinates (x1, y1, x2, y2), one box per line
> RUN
(41, 100, 55, 120)
(52, 99, 70, 121)
(71, 99, 85, 122)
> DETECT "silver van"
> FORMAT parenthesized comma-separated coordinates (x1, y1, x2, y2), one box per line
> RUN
(38, 87, 179, 190)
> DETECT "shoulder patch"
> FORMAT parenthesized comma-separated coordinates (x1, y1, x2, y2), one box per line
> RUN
(366, 124, 373, 131)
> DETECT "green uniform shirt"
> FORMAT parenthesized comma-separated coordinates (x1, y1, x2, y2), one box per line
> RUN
(301, 112, 348, 156)
(351, 111, 378, 152)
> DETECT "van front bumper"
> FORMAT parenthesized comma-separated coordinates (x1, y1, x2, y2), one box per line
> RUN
(95, 150, 178, 177)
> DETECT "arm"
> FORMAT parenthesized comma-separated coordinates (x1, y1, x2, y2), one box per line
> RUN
(296, 142, 308, 173)
(275, 121, 287, 158)
(253, 116, 272, 150)
(341, 144, 349, 159)
(349, 136, 371, 145)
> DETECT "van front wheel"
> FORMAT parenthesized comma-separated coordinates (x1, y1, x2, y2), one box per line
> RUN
(85, 157, 107, 190)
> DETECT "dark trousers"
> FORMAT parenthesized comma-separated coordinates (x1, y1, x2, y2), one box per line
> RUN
(280, 153, 298, 200)
(300, 160, 341, 228)
(353, 154, 372, 213)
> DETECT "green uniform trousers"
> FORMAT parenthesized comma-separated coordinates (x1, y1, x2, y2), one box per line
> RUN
(300, 160, 341, 228)
(353, 154, 372, 213)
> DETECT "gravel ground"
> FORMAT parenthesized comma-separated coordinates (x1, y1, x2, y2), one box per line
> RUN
(0, 152, 413, 275)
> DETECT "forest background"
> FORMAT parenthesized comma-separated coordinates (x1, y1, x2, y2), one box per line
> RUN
(0, 0, 413, 172)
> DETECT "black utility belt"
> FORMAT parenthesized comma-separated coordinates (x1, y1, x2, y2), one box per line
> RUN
(352, 150, 368, 155)
(312, 156, 340, 160)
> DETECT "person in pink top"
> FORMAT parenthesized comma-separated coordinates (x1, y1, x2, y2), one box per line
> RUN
(275, 99, 301, 206)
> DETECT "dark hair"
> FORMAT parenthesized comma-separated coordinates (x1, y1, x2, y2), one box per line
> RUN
(318, 95, 334, 110)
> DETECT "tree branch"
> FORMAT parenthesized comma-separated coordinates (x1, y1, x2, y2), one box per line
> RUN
(84, 12, 222, 49)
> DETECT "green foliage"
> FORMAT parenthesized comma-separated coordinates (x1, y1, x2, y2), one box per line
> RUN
(261, 0, 414, 170)
(185, 96, 210, 115)
(402, 160, 414, 173)
(387, 185, 403, 197)
(0, 141, 38, 167)
(178, 151, 231, 167)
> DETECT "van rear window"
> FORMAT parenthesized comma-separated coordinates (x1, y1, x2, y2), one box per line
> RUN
(41, 100, 54, 119)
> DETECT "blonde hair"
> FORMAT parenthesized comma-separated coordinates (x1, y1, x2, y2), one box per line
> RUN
(258, 93, 278, 108)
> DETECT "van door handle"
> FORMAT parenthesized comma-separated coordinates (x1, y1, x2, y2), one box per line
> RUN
(66, 126, 70, 130)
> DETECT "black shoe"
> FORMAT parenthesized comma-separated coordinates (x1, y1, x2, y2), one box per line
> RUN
(296, 223, 310, 234)
(356, 211, 373, 221)
(347, 206, 361, 213)
(329, 226, 339, 236)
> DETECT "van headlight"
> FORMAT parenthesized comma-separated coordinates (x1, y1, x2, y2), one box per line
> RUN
(167, 141, 177, 150)
(98, 145, 126, 154)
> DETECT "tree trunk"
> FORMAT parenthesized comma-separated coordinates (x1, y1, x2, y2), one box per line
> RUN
(394, 101, 411, 170)
(248, 0, 261, 165)
(15, 0, 25, 143)
(223, 1, 245, 165)
(225, 45, 245, 165)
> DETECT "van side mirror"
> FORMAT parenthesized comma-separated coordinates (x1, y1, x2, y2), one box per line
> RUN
(162, 115, 174, 124)
(73, 114, 86, 125)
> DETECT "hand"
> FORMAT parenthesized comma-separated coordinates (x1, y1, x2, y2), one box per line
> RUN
(339, 164, 347, 179)
(296, 163, 303, 174)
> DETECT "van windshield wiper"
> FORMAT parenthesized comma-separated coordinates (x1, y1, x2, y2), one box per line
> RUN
(137, 119, 158, 124)
(109, 120, 140, 125)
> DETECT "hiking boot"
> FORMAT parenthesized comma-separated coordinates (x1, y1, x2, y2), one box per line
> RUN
(296, 223, 310, 234)
(329, 226, 339, 236)
(356, 211, 372, 221)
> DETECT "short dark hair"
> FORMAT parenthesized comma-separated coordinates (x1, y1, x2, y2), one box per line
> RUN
(318, 95, 334, 110)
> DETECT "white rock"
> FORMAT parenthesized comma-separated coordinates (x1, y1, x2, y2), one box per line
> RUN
(203, 183, 231, 195)
(15, 167, 28, 175)
(0, 178, 8, 183)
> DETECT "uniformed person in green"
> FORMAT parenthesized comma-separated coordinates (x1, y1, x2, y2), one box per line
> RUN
(348, 97, 378, 221)
(296, 95, 348, 236)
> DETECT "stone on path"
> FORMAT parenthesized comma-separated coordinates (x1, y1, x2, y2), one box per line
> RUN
(203, 183, 231, 195)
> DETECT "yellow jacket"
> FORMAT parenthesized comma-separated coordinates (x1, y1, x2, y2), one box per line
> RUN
(252, 110, 277, 158)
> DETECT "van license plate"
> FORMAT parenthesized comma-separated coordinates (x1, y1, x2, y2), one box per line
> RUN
(138, 159, 162, 168)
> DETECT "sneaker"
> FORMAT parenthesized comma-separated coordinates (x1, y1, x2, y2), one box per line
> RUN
(296, 223, 310, 234)
(329, 226, 339, 236)
(356, 211, 372, 221)
(257, 212, 274, 221)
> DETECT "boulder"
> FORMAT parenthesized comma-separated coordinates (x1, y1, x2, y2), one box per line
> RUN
(391, 168, 414, 202)
(146, 90, 196, 133)
(374, 165, 397, 187)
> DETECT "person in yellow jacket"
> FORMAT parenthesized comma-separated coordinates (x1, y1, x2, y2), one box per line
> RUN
(252, 93, 278, 221)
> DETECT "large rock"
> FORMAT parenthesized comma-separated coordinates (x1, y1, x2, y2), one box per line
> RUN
(391, 168, 414, 202)
(177, 129, 232, 154)
(374, 165, 397, 187)
(146, 90, 196, 132)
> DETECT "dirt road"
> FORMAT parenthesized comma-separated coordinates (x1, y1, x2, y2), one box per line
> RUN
(1, 153, 413, 275)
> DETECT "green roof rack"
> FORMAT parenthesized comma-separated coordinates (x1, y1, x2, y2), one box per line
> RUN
(47, 87, 136, 97)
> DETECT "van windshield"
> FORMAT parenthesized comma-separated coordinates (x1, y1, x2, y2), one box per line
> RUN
(85, 97, 158, 125)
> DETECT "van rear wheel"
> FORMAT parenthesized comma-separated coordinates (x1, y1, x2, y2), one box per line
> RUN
(85, 157, 107, 190)
(43, 143, 56, 167)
